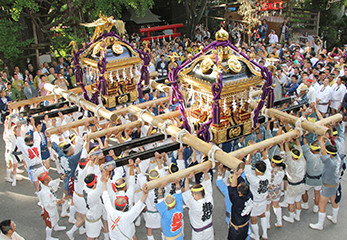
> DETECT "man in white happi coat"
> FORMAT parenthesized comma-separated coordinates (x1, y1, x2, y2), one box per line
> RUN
(66, 157, 90, 239)
(101, 166, 149, 240)
(306, 79, 317, 104)
(330, 76, 347, 115)
(3, 119, 21, 186)
(37, 172, 66, 240)
(84, 172, 104, 240)
(316, 78, 332, 116)
(16, 119, 45, 192)
(182, 167, 214, 240)
(107, 152, 136, 207)
(281, 136, 306, 223)
(244, 148, 272, 240)
(136, 155, 165, 240)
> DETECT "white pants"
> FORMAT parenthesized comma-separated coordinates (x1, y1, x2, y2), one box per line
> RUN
(192, 225, 214, 240)
(73, 192, 87, 215)
(251, 201, 266, 217)
(144, 211, 161, 229)
(85, 218, 102, 238)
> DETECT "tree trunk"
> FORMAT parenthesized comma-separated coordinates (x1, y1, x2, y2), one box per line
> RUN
(185, 0, 208, 39)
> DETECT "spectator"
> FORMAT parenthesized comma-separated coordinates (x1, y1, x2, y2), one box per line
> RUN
(38, 75, 49, 96)
(47, 67, 56, 83)
(1, 72, 11, 83)
(55, 57, 68, 74)
(39, 63, 49, 75)
(23, 69, 30, 82)
(0, 89, 12, 123)
(66, 67, 76, 89)
(55, 73, 68, 90)
(23, 81, 38, 99)
(11, 74, 24, 99)
(268, 30, 279, 44)
(156, 55, 168, 78)
(0, 78, 6, 91)
(27, 64, 36, 78)
(285, 75, 299, 96)
(13, 66, 23, 80)
(33, 70, 42, 90)
(258, 19, 268, 43)
(6, 83, 21, 102)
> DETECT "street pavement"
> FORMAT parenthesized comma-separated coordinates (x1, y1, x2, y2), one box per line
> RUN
(0, 124, 346, 240)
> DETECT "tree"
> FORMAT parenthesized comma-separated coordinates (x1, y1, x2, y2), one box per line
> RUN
(0, 0, 38, 69)
(300, 0, 347, 49)
(0, 0, 154, 70)
(182, 0, 208, 39)
(0, 19, 33, 69)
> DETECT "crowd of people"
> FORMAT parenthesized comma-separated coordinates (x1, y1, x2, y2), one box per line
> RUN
(1, 21, 347, 240)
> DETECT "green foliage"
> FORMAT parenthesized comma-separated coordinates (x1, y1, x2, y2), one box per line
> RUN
(6, 0, 39, 21)
(0, 0, 154, 67)
(0, 19, 32, 62)
(83, 0, 153, 18)
(318, 1, 346, 49)
(300, 0, 347, 49)
(50, 24, 85, 58)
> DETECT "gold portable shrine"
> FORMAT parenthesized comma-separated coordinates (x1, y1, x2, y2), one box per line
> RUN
(179, 29, 264, 144)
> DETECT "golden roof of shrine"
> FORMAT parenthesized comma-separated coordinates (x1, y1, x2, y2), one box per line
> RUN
(79, 36, 142, 71)
(179, 29, 264, 96)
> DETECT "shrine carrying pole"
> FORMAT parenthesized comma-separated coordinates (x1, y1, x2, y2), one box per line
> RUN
(44, 83, 117, 121)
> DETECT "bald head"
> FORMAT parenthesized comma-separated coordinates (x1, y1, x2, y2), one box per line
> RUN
(115, 178, 127, 191)
(115, 196, 129, 211)
(164, 195, 176, 209)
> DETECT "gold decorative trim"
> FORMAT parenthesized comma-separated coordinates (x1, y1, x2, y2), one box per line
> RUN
(80, 56, 141, 71)
(129, 90, 138, 102)
(180, 74, 263, 95)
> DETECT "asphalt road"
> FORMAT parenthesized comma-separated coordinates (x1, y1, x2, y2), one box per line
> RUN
(1, 124, 346, 240)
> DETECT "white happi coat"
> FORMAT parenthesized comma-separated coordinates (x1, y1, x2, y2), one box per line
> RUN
(37, 184, 59, 227)
(182, 179, 214, 240)
(316, 85, 332, 113)
(330, 83, 347, 110)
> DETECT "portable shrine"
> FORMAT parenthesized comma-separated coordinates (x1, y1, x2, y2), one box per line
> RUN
(174, 28, 267, 144)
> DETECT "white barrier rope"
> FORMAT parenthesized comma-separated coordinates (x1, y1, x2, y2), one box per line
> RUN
(208, 145, 221, 169)
(176, 129, 189, 149)
(160, 120, 172, 139)
(138, 109, 148, 126)
(95, 104, 105, 121)
(295, 116, 306, 136)
(66, 92, 76, 107)
(261, 107, 269, 123)
(52, 86, 59, 100)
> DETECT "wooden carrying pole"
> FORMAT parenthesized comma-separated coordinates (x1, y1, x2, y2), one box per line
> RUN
(127, 105, 243, 190)
(146, 128, 301, 190)
(46, 96, 171, 135)
(150, 81, 170, 93)
(135, 106, 337, 190)
(88, 108, 183, 139)
(111, 96, 170, 116)
(316, 113, 342, 126)
(266, 108, 329, 136)
(8, 85, 91, 110)
(227, 114, 343, 161)
(229, 130, 299, 159)
(44, 83, 117, 121)
(46, 117, 97, 135)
